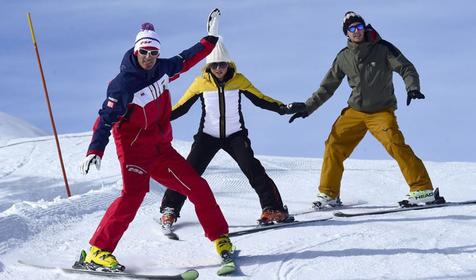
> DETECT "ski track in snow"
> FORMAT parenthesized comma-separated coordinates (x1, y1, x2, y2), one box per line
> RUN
(0, 143, 35, 180)
(0, 134, 164, 256)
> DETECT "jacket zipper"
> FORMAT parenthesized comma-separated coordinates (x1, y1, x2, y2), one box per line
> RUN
(218, 84, 226, 139)
(142, 107, 148, 130)
(358, 57, 365, 107)
(130, 128, 142, 146)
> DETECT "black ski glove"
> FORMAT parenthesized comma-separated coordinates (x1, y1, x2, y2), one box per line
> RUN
(278, 102, 308, 115)
(406, 90, 425, 106)
(289, 111, 309, 123)
(286, 102, 307, 114)
(277, 105, 287, 115)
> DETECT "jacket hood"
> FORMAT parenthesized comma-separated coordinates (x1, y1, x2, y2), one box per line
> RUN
(365, 24, 381, 43)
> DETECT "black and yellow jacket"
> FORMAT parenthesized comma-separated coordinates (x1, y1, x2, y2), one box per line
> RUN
(172, 63, 284, 138)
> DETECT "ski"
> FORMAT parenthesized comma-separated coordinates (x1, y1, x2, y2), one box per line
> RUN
(228, 217, 333, 237)
(18, 260, 199, 280)
(290, 200, 367, 216)
(217, 251, 235, 276)
(334, 200, 476, 218)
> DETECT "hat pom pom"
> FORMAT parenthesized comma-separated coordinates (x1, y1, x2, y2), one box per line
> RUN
(141, 22, 155, 31)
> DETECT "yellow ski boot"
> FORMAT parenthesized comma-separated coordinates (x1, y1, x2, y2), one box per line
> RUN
(214, 235, 235, 276)
(83, 246, 125, 272)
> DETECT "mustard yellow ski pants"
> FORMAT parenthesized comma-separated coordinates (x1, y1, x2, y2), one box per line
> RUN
(319, 107, 433, 198)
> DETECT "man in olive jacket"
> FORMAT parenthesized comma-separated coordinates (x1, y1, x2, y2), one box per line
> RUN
(289, 11, 440, 207)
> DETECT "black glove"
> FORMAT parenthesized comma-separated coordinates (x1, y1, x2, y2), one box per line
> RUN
(289, 111, 309, 123)
(406, 90, 425, 106)
(286, 102, 307, 114)
(278, 102, 308, 115)
(277, 105, 288, 115)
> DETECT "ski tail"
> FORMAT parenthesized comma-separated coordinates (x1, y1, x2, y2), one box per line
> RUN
(217, 250, 236, 276)
(335, 198, 476, 218)
(229, 217, 332, 237)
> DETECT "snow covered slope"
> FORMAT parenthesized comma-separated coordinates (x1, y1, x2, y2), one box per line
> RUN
(0, 133, 476, 279)
(0, 112, 46, 144)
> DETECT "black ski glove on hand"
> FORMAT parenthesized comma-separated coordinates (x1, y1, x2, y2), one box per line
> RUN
(289, 111, 309, 123)
(406, 90, 425, 106)
(278, 105, 288, 115)
(286, 102, 307, 114)
(278, 102, 308, 115)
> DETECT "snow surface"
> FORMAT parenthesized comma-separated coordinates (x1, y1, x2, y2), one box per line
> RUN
(1, 125, 476, 279)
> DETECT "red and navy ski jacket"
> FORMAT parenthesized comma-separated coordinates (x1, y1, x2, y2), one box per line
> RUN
(87, 36, 218, 157)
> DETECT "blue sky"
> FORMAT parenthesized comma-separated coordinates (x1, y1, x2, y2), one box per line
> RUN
(1, 0, 475, 162)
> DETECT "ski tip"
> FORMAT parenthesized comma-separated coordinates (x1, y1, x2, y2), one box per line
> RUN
(217, 262, 236, 276)
(181, 269, 199, 280)
(333, 211, 345, 217)
(166, 233, 180, 241)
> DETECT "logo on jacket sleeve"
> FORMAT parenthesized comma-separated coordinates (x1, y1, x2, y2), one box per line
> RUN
(126, 164, 147, 175)
(107, 97, 118, 108)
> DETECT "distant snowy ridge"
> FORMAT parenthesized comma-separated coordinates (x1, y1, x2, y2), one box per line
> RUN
(0, 112, 47, 142)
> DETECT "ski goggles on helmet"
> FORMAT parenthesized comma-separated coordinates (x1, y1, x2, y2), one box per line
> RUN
(347, 23, 365, 33)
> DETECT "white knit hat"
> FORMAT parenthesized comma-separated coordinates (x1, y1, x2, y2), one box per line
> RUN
(206, 37, 232, 64)
(134, 23, 161, 53)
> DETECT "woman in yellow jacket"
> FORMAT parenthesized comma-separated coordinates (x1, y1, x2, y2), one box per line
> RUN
(159, 37, 299, 228)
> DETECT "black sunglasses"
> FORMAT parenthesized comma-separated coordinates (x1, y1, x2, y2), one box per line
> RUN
(138, 48, 159, 56)
(348, 23, 365, 33)
(209, 62, 229, 69)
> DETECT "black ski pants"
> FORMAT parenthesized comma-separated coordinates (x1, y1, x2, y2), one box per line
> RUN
(160, 130, 284, 215)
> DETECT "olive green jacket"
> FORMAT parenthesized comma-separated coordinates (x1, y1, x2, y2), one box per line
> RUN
(305, 34, 420, 114)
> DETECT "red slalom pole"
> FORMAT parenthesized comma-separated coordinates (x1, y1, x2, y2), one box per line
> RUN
(27, 12, 72, 197)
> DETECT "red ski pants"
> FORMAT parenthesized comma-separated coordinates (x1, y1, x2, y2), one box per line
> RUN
(90, 142, 228, 252)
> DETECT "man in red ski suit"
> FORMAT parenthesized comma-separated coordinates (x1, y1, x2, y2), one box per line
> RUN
(79, 21, 231, 271)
